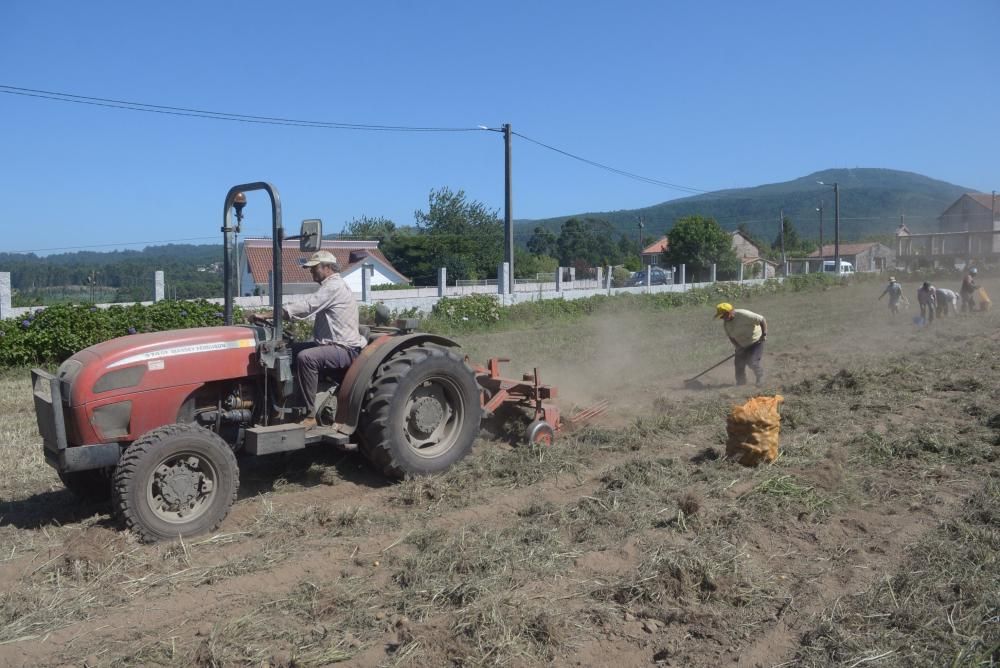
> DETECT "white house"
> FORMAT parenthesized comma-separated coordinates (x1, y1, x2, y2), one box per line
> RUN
(240, 238, 409, 296)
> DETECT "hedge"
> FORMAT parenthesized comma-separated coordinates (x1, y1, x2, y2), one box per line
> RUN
(1, 274, 868, 369)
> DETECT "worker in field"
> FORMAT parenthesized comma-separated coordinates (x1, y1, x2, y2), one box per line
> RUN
(916, 282, 937, 324)
(935, 287, 959, 317)
(878, 276, 903, 315)
(250, 250, 367, 427)
(960, 267, 978, 312)
(715, 302, 767, 386)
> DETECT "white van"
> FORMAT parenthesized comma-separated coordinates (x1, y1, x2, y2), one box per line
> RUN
(822, 260, 855, 275)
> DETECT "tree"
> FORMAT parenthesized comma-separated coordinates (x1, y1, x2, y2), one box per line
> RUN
(767, 217, 817, 259)
(514, 247, 558, 279)
(556, 218, 623, 267)
(526, 226, 557, 257)
(664, 215, 738, 274)
(772, 217, 803, 254)
(344, 215, 396, 241)
(382, 233, 479, 285)
(415, 187, 500, 236)
(618, 234, 641, 270)
(380, 187, 503, 283)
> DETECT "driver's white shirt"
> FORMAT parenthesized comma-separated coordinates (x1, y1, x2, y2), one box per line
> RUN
(284, 273, 367, 349)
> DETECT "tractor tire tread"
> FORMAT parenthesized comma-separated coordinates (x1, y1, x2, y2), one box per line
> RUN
(360, 345, 479, 478)
(113, 423, 238, 543)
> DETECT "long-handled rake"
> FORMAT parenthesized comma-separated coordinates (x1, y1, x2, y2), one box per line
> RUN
(683, 353, 736, 389)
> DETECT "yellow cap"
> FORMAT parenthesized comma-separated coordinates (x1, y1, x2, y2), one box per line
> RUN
(715, 302, 734, 318)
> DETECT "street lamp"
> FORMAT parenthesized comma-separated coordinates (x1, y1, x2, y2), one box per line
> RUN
(817, 181, 840, 273)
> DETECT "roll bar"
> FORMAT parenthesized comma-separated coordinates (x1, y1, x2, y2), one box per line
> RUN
(222, 183, 283, 339)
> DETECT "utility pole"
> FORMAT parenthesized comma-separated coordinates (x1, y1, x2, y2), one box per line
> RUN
(503, 123, 514, 294)
(816, 201, 824, 268)
(833, 183, 841, 274)
(779, 209, 786, 268)
(992, 191, 997, 255)
(638, 216, 645, 250)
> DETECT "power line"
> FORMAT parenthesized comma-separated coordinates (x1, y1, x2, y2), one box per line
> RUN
(0, 85, 484, 132)
(3, 84, 716, 193)
(512, 131, 709, 195)
(4, 84, 986, 248)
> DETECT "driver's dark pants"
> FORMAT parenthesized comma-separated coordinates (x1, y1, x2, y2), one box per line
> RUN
(292, 342, 362, 415)
(734, 340, 765, 386)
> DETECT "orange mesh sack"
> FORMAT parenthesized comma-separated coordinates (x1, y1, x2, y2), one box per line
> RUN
(976, 287, 991, 311)
(726, 395, 783, 467)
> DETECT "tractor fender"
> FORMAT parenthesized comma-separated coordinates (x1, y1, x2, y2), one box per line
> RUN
(334, 333, 461, 432)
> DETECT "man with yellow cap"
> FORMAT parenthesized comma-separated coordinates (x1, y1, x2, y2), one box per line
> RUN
(715, 303, 767, 386)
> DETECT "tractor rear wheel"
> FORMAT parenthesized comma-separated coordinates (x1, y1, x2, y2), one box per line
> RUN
(360, 345, 481, 478)
(113, 424, 239, 542)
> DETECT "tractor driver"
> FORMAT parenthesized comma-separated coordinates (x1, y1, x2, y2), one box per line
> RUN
(250, 250, 367, 428)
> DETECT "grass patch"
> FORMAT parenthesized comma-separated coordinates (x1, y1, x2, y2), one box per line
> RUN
(851, 427, 995, 466)
(747, 474, 832, 514)
(795, 479, 1000, 667)
(592, 539, 774, 611)
(391, 523, 574, 614)
(244, 498, 399, 539)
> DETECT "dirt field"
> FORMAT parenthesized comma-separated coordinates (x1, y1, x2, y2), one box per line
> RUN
(1, 278, 998, 667)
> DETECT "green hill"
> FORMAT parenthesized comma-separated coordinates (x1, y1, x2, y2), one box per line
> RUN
(516, 168, 973, 244)
(1, 244, 224, 304)
(2, 168, 976, 304)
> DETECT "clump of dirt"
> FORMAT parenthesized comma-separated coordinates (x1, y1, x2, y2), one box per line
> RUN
(677, 492, 701, 516)
(60, 526, 125, 570)
(797, 448, 846, 493)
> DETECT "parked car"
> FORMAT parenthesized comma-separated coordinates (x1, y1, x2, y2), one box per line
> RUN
(626, 267, 672, 286)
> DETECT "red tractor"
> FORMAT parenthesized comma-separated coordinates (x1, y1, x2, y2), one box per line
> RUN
(32, 183, 594, 542)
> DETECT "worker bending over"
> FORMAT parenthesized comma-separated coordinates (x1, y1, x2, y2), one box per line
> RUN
(715, 302, 767, 387)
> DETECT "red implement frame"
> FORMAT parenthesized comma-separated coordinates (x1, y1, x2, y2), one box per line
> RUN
(474, 357, 561, 429)
(472, 357, 609, 439)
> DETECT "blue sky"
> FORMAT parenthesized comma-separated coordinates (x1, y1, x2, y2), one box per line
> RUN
(1, 1, 997, 254)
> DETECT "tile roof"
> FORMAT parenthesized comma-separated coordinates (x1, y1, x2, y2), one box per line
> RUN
(807, 243, 884, 257)
(966, 193, 997, 211)
(641, 237, 669, 254)
(242, 238, 408, 285)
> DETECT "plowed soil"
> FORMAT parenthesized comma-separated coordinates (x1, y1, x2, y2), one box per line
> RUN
(1, 278, 997, 667)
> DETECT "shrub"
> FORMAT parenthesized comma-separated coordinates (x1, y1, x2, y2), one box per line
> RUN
(0, 300, 238, 368)
(428, 294, 502, 330)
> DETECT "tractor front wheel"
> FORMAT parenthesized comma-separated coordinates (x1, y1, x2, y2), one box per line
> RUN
(113, 424, 238, 542)
(360, 345, 481, 478)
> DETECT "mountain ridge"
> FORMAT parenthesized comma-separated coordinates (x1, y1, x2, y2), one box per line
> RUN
(515, 168, 975, 244)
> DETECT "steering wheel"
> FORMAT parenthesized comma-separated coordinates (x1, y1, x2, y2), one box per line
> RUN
(249, 315, 295, 344)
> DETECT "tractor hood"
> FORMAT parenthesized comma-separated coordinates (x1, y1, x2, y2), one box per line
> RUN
(81, 326, 258, 368)
(58, 326, 261, 408)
